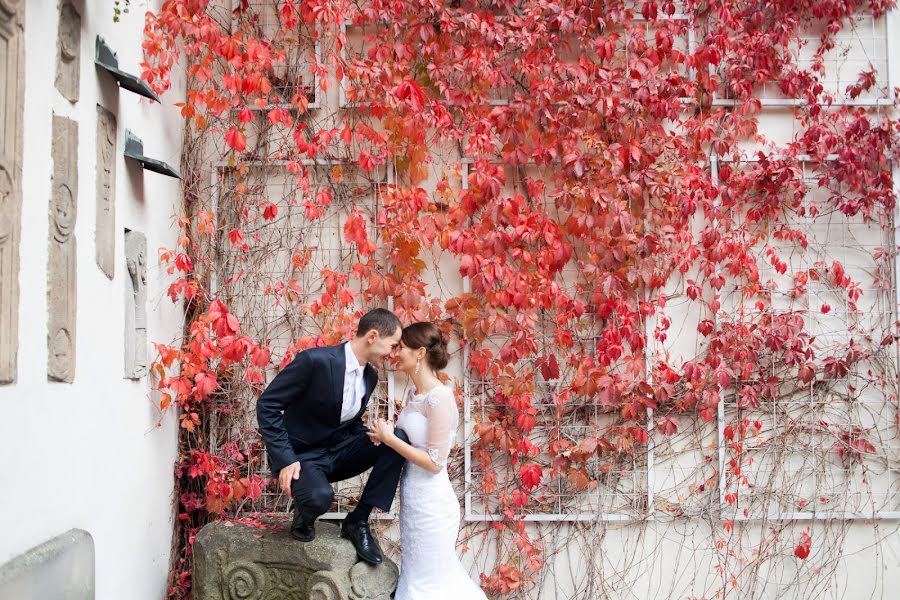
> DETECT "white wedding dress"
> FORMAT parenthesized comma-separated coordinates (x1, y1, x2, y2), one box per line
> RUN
(393, 384, 487, 600)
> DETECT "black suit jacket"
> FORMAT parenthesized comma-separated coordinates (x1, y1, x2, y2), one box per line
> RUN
(256, 343, 378, 474)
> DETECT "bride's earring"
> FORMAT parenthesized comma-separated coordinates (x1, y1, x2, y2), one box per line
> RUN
(415, 359, 421, 375)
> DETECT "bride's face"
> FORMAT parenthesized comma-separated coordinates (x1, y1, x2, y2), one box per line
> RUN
(394, 340, 425, 374)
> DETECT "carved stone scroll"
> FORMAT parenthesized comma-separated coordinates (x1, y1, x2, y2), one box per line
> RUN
(48, 115, 78, 383)
(0, 0, 25, 384)
(95, 106, 116, 279)
(193, 520, 399, 600)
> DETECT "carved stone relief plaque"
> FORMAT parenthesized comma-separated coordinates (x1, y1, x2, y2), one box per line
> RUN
(193, 521, 399, 600)
(48, 115, 78, 383)
(55, 1, 80, 103)
(95, 106, 116, 279)
(0, 0, 25, 384)
(124, 230, 147, 379)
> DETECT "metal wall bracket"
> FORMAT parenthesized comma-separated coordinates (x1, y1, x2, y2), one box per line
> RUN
(95, 36, 161, 102)
(124, 130, 180, 179)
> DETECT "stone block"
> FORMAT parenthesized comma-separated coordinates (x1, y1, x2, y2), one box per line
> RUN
(193, 519, 398, 600)
(0, 529, 95, 600)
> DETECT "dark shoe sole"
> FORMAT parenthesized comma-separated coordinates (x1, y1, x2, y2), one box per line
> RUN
(291, 528, 316, 542)
(340, 529, 383, 565)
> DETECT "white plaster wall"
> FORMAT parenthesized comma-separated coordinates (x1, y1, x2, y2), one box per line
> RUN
(0, 1, 185, 598)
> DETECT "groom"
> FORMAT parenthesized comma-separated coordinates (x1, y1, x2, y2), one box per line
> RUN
(256, 308, 407, 565)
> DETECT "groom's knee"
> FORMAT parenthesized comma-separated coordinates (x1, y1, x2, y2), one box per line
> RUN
(308, 485, 335, 515)
(382, 428, 410, 464)
(394, 428, 410, 444)
(296, 483, 334, 517)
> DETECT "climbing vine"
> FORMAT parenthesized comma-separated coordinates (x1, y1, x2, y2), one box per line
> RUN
(144, 0, 900, 597)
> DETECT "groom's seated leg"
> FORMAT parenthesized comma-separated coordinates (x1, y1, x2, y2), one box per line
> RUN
(327, 429, 410, 565)
(326, 428, 409, 514)
(358, 427, 409, 513)
(290, 461, 334, 522)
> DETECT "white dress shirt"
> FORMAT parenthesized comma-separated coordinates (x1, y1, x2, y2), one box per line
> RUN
(341, 342, 367, 422)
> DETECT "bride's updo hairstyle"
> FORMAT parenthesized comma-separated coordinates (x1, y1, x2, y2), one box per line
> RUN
(401, 322, 449, 371)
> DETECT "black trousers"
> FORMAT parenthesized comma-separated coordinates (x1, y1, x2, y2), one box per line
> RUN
(290, 428, 409, 521)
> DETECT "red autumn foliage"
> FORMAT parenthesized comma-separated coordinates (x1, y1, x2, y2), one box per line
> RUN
(143, 0, 899, 597)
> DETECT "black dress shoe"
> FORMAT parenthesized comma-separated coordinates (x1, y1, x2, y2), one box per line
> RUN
(340, 519, 383, 565)
(291, 508, 316, 542)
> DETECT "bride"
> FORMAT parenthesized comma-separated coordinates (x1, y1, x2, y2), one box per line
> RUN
(367, 321, 487, 600)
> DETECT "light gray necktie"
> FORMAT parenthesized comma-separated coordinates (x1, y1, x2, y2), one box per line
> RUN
(346, 366, 364, 420)
(355, 366, 365, 403)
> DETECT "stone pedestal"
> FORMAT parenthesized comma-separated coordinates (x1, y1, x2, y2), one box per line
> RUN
(0, 529, 95, 599)
(193, 520, 398, 600)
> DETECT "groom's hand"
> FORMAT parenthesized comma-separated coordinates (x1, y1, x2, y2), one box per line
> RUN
(279, 461, 301, 496)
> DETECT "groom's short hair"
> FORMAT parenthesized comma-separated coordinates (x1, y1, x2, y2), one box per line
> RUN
(357, 308, 401, 338)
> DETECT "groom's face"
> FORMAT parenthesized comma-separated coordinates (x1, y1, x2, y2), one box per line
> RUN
(367, 327, 402, 367)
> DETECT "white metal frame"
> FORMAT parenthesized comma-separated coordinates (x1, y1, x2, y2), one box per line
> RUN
(231, 3, 323, 111)
(339, 19, 373, 109)
(458, 160, 652, 523)
(212, 5, 899, 523)
(210, 158, 398, 518)
(711, 152, 900, 521)
(710, 10, 895, 107)
(342, 13, 697, 110)
(458, 149, 900, 523)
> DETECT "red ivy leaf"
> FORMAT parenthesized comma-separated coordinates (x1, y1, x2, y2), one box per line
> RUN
(519, 464, 543, 490)
(798, 364, 815, 383)
(340, 124, 353, 145)
(538, 355, 559, 381)
(358, 150, 377, 172)
(794, 531, 812, 559)
(228, 229, 244, 248)
(343, 211, 377, 256)
(394, 80, 425, 110)
(511, 488, 529, 507)
(245, 367, 265, 384)
(174, 253, 193, 273)
(225, 126, 247, 152)
(657, 416, 679, 436)
(228, 228, 245, 248)
(194, 372, 217, 397)
(251, 346, 271, 368)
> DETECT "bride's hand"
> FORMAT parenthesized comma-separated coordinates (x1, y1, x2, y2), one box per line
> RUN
(370, 418, 395, 443)
(366, 428, 382, 446)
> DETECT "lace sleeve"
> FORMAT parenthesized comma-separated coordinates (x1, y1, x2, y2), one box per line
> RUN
(425, 387, 456, 469)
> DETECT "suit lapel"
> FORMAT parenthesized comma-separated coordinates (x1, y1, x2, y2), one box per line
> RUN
(330, 344, 346, 425)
